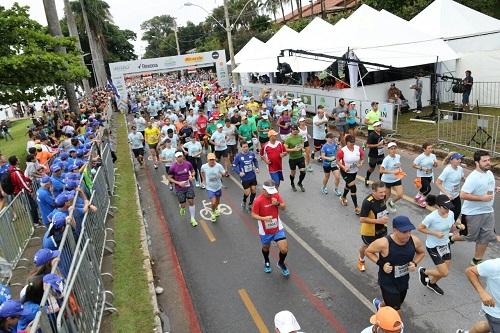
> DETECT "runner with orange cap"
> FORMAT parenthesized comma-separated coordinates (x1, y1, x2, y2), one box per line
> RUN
(361, 306, 403, 333)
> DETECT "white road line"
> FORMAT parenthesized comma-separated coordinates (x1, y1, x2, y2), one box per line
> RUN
(228, 174, 375, 313)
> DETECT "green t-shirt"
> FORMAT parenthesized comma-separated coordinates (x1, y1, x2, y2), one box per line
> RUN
(257, 119, 271, 138)
(285, 134, 304, 160)
(238, 123, 254, 142)
(365, 110, 381, 130)
(207, 123, 217, 136)
(291, 107, 300, 124)
(247, 116, 258, 132)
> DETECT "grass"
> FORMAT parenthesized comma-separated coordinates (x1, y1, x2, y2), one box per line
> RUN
(111, 114, 155, 332)
(0, 119, 31, 169)
(394, 104, 500, 159)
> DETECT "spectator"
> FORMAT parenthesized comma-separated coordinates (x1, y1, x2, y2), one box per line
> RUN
(0, 300, 31, 332)
(30, 249, 60, 278)
(42, 212, 67, 250)
(361, 306, 403, 333)
(462, 70, 474, 111)
(411, 74, 423, 113)
(274, 310, 302, 333)
(8, 155, 40, 224)
(35, 144, 53, 166)
(37, 176, 55, 226)
(24, 154, 44, 182)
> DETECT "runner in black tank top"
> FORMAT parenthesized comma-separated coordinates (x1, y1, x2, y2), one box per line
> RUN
(365, 216, 426, 311)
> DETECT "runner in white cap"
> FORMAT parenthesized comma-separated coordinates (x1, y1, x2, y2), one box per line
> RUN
(274, 310, 302, 333)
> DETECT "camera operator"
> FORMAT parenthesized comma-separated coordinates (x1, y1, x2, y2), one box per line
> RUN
(462, 70, 473, 111)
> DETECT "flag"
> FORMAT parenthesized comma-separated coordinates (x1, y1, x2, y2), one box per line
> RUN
(107, 79, 120, 98)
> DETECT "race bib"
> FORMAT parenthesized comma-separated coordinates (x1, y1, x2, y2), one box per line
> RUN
(436, 245, 450, 257)
(453, 184, 460, 192)
(264, 218, 278, 230)
(348, 163, 357, 172)
(338, 112, 346, 118)
(394, 264, 409, 278)
(377, 210, 388, 219)
(377, 147, 384, 156)
(243, 164, 253, 172)
(330, 160, 337, 168)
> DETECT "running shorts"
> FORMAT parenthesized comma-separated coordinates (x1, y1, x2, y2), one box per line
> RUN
(462, 213, 497, 244)
(313, 139, 326, 151)
(259, 229, 286, 245)
(369, 156, 384, 169)
(215, 149, 228, 159)
(207, 189, 222, 199)
(380, 287, 408, 311)
(340, 170, 357, 184)
(384, 180, 402, 188)
(427, 244, 452, 265)
(132, 148, 144, 158)
(323, 164, 339, 173)
(270, 171, 284, 186)
(176, 187, 195, 204)
(288, 157, 305, 170)
(242, 178, 257, 189)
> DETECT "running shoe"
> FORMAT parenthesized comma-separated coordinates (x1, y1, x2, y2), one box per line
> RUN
(455, 330, 466, 333)
(357, 259, 366, 272)
(418, 267, 429, 287)
(169, 185, 173, 191)
(298, 184, 305, 192)
(210, 212, 217, 222)
(364, 178, 369, 187)
(318, 158, 323, 163)
(355, 207, 361, 215)
(372, 298, 381, 311)
(195, 181, 200, 188)
(291, 184, 297, 192)
(470, 258, 483, 266)
(214, 209, 221, 217)
(334, 188, 342, 197)
(306, 165, 313, 172)
(321, 187, 328, 195)
(427, 282, 444, 295)
(264, 262, 272, 273)
(179, 207, 186, 216)
(414, 193, 422, 202)
(418, 196, 427, 208)
(340, 197, 348, 206)
(277, 262, 290, 277)
(190, 218, 198, 227)
(201, 183, 206, 189)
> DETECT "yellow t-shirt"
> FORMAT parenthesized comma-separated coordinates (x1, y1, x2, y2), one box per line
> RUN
(365, 110, 381, 131)
(144, 127, 160, 145)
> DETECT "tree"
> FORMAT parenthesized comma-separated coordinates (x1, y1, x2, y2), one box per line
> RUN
(0, 4, 88, 105)
(140, 15, 175, 58)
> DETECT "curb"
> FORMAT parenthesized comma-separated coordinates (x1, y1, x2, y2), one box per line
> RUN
(123, 113, 164, 333)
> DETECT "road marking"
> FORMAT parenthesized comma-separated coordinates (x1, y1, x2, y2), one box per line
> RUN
(238, 289, 269, 333)
(356, 175, 435, 211)
(199, 219, 216, 242)
(199, 200, 233, 221)
(228, 174, 375, 313)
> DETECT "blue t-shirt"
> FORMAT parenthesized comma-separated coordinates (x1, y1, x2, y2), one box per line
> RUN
(461, 169, 495, 215)
(200, 163, 226, 192)
(381, 154, 402, 184)
(42, 228, 62, 250)
(233, 152, 259, 182)
(477, 258, 500, 318)
(422, 210, 455, 248)
(0, 164, 9, 177)
(264, 98, 273, 112)
(414, 153, 437, 178)
(346, 109, 357, 125)
(437, 165, 463, 199)
(37, 188, 56, 226)
(321, 142, 338, 167)
(51, 175, 65, 197)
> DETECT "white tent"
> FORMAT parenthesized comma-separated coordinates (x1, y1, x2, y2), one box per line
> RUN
(230, 37, 265, 65)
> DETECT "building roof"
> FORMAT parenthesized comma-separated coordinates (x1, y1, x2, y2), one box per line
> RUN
(277, 0, 357, 23)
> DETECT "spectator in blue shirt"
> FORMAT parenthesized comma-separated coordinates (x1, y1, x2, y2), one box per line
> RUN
(49, 164, 65, 197)
(36, 176, 55, 226)
(0, 300, 31, 333)
(42, 212, 67, 251)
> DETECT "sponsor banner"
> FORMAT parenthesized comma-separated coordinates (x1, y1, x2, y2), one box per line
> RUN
(298, 94, 315, 113)
(315, 95, 335, 115)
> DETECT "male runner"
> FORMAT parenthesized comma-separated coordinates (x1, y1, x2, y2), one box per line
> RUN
(251, 180, 289, 277)
(144, 120, 160, 169)
(365, 121, 385, 186)
(311, 105, 328, 161)
(285, 125, 306, 192)
(167, 152, 198, 227)
(260, 130, 287, 188)
(233, 141, 259, 210)
(200, 153, 226, 222)
(128, 125, 144, 166)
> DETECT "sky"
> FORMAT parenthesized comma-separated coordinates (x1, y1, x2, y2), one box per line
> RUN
(3, 0, 231, 57)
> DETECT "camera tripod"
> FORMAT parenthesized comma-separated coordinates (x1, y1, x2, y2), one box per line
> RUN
(467, 101, 493, 148)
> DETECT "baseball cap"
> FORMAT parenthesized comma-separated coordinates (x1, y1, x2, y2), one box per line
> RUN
(262, 180, 278, 195)
(76, 149, 85, 157)
(64, 180, 79, 191)
(291, 124, 299, 130)
(40, 176, 51, 185)
(216, 123, 223, 129)
(274, 311, 300, 333)
(51, 212, 67, 229)
(371, 101, 379, 106)
(50, 164, 62, 173)
(55, 190, 76, 207)
(34, 248, 61, 267)
(207, 153, 216, 160)
(370, 306, 403, 331)
(435, 194, 455, 210)
(59, 152, 69, 160)
(450, 152, 464, 160)
(0, 284, 11, 305)
(174, 151, 183, 158)
(298, 117, 306, 122)
(268, 129, 278, 137)
(0, 300, 31, 318)
(67, 163, 79, 171)
(373, 121, 382, 127)
(392, 216, 415, 232)
(43, 273, 64, 295)
(388, 142, 397, 148)
(262, 114, 269, 119)
(348, 101, 356, 105)
(75, 160, 85, 168)
(68, 148, 77, 154)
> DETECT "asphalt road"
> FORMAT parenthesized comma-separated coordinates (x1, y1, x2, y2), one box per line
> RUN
(137, 141, 500, 333)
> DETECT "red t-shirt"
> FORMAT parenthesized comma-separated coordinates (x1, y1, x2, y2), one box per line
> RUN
(260, 141, 285, 173)
(196, 115, 208, 135)
(251, 193, 284, 235)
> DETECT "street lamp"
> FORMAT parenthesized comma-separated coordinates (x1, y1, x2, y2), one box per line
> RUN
(184, 0, 259, 87)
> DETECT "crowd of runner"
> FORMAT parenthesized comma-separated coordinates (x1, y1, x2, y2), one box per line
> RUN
(125, 72, 499, 333)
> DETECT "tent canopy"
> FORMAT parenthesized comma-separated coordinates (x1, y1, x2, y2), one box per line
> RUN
(409, 0, 500, 39)
(230, 37, 265, 65)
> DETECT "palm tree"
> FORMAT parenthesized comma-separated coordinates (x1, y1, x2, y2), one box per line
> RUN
(264, 0, 279, 21)
(42, 0, 79, 114)
(289, 0, 295, 19)
(296, 0, 302, 18)
(279, 0, 286, 22)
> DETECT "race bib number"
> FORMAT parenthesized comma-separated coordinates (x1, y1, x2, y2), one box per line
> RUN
(338, 112, 346, 119)
(394, 264, 409, 278)
(330, 160, 337, 168)
(452, 184, 460, 192)
(436, 245, 450, 257)
(348, 163, 357, 172)
(264, 218, 278, 230)
(377, 210, 388, 219)
(243, 164, 253, 172)
(377, 147, 384, 156)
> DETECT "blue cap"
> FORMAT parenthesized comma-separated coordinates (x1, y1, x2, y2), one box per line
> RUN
(59, 152, 69, 160)
(84, 143, 92, 149)
(76, 149, 85, 157)
(55, 190, 76, 207)
(40, 176, 51, 185)
(0, 284, 11, 305)
(34, 249, 61, 267)
(67, 164, 78, 171)
(392, 216, 415, 232)
(64, 180, 79, 190)
(50, 164, 62, 173)
(68, 148, 77, 154)
(66, 173, 81, 180)
(0, 300, 31, 318)
(75, 160, 85, 168)
(450, 152, 464, 160)
(43, 274, 64, 295)
(51, 212, 67, 229)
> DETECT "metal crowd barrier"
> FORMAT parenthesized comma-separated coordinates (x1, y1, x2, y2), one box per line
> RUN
(437, 109, 500, 156)
(101, 144, 116, 196)
(437, 81, 500, 107)
(0, 191, 36, 283)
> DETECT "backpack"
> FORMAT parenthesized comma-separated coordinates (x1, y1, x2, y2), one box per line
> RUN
(0, 170, 14, 195)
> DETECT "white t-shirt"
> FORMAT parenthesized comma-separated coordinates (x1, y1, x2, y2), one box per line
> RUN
(414, 153, 437, 178)
(161, 134, 178, 148)
(183, 141, 202, 157)
(461, 169, 495, 215)
(222, 125, 237, 146)
(477, 258, 500, 318)
(201, 163, 226, 191)
(160, 147, 176, 167)
(211, 131, 227, 151)
(381, 154, 401, 184)
(128, 132, 144, 149)
(422, 210, 455, 248)
(186, 115, 198, 131)
(161, 124, 176, 136)
(360, 326, 373, 333)
(312, 115, 328, 140)
(437, 165, 463, 199)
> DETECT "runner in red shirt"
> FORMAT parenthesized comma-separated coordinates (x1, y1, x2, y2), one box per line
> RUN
(251, 180, 289, 277)
(260, 130, 287, 188)
(196, 110, 208, 150)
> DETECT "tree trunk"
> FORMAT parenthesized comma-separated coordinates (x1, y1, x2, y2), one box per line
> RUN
(296, 0, 302, 18)
(80, 0, 107, 87)
(290, 0, 294, 19)
(64, 0, 91, 95)
(273, 10, 277, 22)
(280, 0, 286, 22)
(42, 0, 79, 115)
(321, 0, 325, 18)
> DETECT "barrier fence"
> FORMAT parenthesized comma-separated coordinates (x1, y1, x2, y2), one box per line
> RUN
(437, 109, 500, 156)
(437, 81, 500, 107)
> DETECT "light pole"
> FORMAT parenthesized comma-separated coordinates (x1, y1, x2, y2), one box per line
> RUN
(184, 0, 257, 87)
(173, 19, 181, 56)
